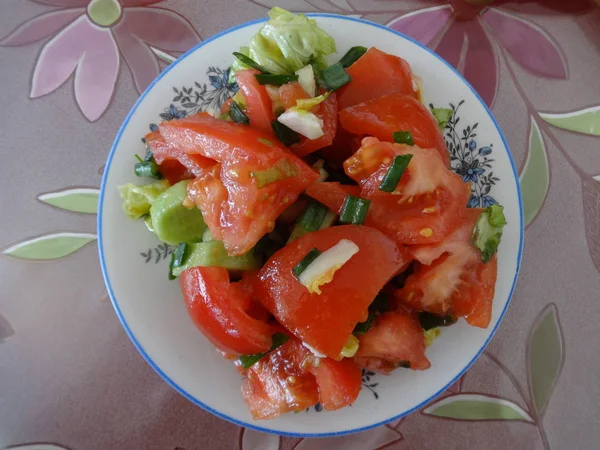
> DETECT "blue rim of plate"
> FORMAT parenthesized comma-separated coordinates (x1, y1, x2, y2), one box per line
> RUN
(98, 13, 524, 438)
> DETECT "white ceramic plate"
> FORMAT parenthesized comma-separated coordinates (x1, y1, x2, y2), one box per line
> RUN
(99, 14, 524, 437)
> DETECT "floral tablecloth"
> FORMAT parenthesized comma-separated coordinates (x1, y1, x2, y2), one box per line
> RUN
(2, 1, 600, 449)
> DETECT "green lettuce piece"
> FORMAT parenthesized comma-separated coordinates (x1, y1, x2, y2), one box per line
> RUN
(471, 205, 507, 262)
(431, 107, 453, 130)
(229, 7, 335, 81)
(118, 180, 169, 220)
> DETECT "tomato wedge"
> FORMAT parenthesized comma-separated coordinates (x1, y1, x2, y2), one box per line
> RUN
(337, 47, 417, 110)
(291, 92, 338, 157)
(235, 69, 275, 135)
(160, 114, 318, 255)
(354, 311, 430, 373)
(241, 338, 319, 419)
(279, 82, 311, 110)
(339, 94, 450, 166)
(256, 225, 411, 359)
(145, 130, 213, 182)
(344, 137, 471, 245)
(180, 266, 272, 355)
(310, 357, 362, 410)
(394, 208, 497, 328)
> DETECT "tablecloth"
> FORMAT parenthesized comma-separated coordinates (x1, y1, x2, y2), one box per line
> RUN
(2, 1, 600, 449)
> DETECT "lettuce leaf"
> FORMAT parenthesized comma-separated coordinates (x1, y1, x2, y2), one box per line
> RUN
(118, 180, 169, 220)
(230, 7, 335, 81)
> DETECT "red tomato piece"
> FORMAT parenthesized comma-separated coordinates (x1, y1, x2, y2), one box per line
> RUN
(344, 137, 471, 245)
(305, 181, 360, 213)
(256, 225, 411, 359)
(279, 82, 311, 110)
(454, 255, 497, 328)
(160, 114, 318, 255)
(394, 208, 497, 328)
(354, 311, 430, 373)
(235, 69, 275, 135)
(291, 92, 338, 157)
(220, 98, 233, 116)
(145, 130, 213, 182)
(337, 47, 417, 110)
(339, 93, 450, 166)
(241, 338, 319, 419)
(180, 266, 272, 355)
(309, 357, 362, 410)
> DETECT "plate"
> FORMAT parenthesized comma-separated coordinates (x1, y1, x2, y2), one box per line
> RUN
(98, 14, 524, 437)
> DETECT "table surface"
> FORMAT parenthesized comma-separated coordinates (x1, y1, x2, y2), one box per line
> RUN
(2, 1, 600, 449)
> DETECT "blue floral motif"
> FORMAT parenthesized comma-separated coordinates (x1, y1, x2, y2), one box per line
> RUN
(164, 67, 238, 121)
(431, 100, 500, 208)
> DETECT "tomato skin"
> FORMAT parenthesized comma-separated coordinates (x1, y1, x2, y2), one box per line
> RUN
(256, 225, 411, 359)
(339, 94, 450, 166)
(180, 266, 272, 355)
(235, 69, 275, 135)
(394, 208, 497, 328)
(310, 357, 362, 410)
(291, 92, 338, 157)
(241, 338, 319, 419)
(279, 82, 311, 110)
(160, 114, 318, 255)
(337, 47, 417, 110)
(354, 311, 430, 373)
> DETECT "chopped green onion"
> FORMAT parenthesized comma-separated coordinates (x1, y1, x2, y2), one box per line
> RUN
(339, 46, 367, 68)
(393, 131, 414, 146)
(168, 252, 176, 280)
(229, 100, 250, 124)
(419, 312, 455, 331)
(168, 243, 190, 279)
(292, 248, 321, 278)
(232, 51, 270, 74)
(353, 292, 389, 335)
(339, 195, 371, 225)
(379, 154, 413, 193)
(134, 149, 163, 180)
(272, 120, 300, 146)
(288, 200, 336, 243)
(299, 201, 330, 232)
(238, 332, 290, 369)
(353, 313, 375, 335)
(255, 74, 298, 85)
(319, 63, 351, 91)
(370, 292, 389, 314)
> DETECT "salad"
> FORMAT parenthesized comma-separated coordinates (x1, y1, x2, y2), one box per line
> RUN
(118, 7, 507, 420)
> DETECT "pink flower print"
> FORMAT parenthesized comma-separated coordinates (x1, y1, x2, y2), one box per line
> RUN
(388, 0, 569, 107)
(31, 15, 120, 121)
(1, 0, 200, 121)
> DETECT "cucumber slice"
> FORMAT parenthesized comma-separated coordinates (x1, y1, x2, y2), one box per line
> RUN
(171, 241, 260, 277)
(150, 180, 207, 245)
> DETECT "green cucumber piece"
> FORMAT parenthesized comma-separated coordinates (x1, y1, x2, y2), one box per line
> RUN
(171, 241, 260, 277)
(150, 180, 207, 245)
